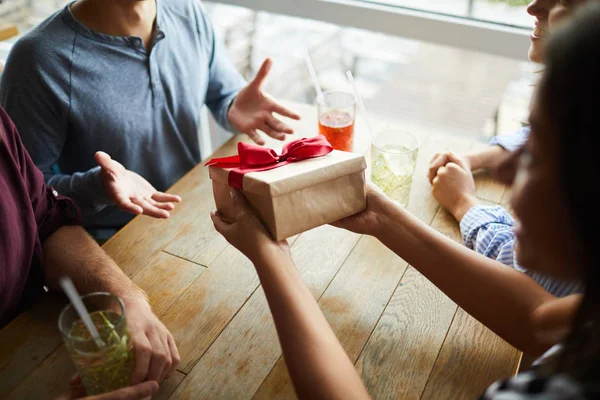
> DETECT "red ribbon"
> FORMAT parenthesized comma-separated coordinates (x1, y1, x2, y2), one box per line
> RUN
(205, 135, 333, 189)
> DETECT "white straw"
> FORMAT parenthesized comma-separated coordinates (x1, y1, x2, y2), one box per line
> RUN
(303, 48, 326, 105)
(60, 277, 106, 349)
(346, 70, 374, 138)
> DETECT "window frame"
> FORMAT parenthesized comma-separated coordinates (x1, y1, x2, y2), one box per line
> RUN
(212, 0, 531, 60)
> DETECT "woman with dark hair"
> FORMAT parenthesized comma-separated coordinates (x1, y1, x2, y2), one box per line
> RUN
(211, 3, 600, 398)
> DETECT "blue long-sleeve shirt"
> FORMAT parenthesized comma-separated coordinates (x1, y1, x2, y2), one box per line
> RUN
(0, 0, 246, 230)
(460, 205, 583, 297)
(460, 127, 583, 297)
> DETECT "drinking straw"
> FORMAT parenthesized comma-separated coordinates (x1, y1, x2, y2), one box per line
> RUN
(60, 277, 106, 349)
(346, 70, 374, 138)
(303, 48, 326, 105)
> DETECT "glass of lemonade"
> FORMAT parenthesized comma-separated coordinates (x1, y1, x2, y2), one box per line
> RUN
(59, 293, 135, 395)
(317, 91, 356, 152)
(371, 130, 420, 207)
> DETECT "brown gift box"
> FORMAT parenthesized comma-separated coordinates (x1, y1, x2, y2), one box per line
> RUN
(209, 150, 367, 240)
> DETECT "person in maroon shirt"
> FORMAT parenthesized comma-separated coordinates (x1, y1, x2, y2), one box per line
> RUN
(0, 106, 179, 399)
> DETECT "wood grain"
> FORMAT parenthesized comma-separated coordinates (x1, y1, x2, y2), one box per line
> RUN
(162, 210, 229, 268)
(355, 264, 457, 400)
(254, 234, 409, 400)
(350, 203, 463, 399)
(0, 293, 66, 398)
(5, 345, 75, 399)
(172, 226, 360, 399)
(132, 251, 206, 317)
(0, 24, 18, 41)
(155, 371, 186, 400)
(159, 245, 261, 374)
(420, 309, 520, 400)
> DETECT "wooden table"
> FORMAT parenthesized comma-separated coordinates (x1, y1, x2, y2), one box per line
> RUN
(0, 101, 520, 399)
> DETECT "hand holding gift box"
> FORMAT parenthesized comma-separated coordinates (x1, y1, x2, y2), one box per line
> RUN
(207, 136, 366, 240)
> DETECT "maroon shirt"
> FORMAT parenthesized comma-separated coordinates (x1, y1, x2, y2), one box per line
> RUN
(0, 107, 81, 327)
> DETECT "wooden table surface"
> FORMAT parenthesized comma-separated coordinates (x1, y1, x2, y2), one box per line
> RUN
(0, 101, 520, 399)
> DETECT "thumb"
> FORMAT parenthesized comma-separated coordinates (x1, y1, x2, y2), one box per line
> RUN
(447, 152, 468, 170)
(95, 151, 115, 173)
(230, 188, 252, 220)
(249, 58, 272, 90)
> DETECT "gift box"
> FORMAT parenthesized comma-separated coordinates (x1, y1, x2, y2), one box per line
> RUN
(207, 136, 367, 240)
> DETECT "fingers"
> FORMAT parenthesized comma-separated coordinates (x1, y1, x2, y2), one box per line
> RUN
(165, 334, 181, 379)
(89, 381, 159, 400)
(271, 101, 301, 120)
(145, 332, 171, 383)
(246, 129, 265, 145)
(447, 152, 468, 170)
(147, 197, 175, 211)
(267, 115, 294, 134)
(131, 197, 170, 219)
(428, 153, 448, 183)
(130, 334, 152, 385)
(159, 335, 172, 382)
(114, 192, 144, 216)
(261, 122, 285, 141)
(249, 58, 272, 90)
(151, 192, 182, 203)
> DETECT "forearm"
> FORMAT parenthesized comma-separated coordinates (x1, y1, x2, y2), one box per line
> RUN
(46, 167, 111, 215)
(465, 146, 508, 171)
(374, 200, 554, 355)
(42, 225, 145, 304)
(253, 247, 370, 400)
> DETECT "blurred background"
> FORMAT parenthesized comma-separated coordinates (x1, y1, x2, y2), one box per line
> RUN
(1, 0, 536, 153)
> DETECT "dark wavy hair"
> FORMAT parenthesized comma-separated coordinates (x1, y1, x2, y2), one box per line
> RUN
(541, 2, 600, 382)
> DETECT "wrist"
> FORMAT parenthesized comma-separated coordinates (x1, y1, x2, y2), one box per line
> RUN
(252, 241, 293, 269)
(372, 196, 406, 240)
(464, 154, 479, 171)
(451, 194, 479, 222)
(116, 286, 149, 309)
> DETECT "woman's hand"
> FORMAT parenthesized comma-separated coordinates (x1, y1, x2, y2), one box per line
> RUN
(211, 189, 290, 263)
(331, 184, 390, 236)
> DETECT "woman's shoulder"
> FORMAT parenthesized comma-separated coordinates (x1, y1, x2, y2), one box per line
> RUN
(481, 345, 599, 399)
(481, 370, 586, 399)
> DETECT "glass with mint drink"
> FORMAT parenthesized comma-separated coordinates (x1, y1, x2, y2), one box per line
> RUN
(59, 293, 135, 395)
(371, 131, 419, 207)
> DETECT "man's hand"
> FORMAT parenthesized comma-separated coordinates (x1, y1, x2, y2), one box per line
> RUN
(57, 379, 158, 400)
(228, 58, 301, 145)
(122, 296, 181, 385)
(431, 153, 479, 222)
(95, 152, 181, 219)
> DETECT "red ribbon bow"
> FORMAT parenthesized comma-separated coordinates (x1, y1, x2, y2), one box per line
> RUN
(205, 135, 333, 189)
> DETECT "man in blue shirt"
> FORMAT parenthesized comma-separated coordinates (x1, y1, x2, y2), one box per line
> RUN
(0, 0, 300, 238)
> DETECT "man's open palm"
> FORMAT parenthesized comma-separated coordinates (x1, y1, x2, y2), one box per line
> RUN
(95, 152, 181, 219)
